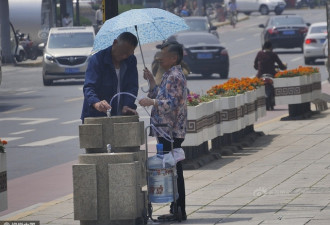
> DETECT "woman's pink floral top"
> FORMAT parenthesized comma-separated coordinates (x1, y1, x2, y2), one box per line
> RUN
(148, 65, 187, 139)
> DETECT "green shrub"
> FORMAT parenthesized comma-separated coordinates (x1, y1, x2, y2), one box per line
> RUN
(74, 15, 92, 26)
(119, 4, 143, 14)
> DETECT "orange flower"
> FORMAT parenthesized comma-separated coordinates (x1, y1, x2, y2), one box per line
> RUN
(275, 66, 319, 78)
(0, 138, 7, 152)
(207, 77, 264, 96)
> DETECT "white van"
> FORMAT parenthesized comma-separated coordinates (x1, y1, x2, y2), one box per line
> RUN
(230, 0, 286, 15)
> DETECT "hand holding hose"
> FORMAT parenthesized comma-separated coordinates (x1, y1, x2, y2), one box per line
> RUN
(93, 100, 111, 113)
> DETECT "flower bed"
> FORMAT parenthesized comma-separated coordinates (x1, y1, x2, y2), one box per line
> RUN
(181, 66, 322, 166)
(182, 77, 266, 147)
(274, 66, 321, 104)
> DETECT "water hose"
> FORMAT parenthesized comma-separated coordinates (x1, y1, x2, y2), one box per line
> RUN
(107, 92, 173, 142)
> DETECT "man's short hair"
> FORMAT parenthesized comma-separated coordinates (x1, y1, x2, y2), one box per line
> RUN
(117, 32, 138, 48)
(161, 40, 184, 64)
(263, 41, 272, 50)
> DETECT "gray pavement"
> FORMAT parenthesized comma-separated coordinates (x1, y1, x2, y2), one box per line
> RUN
(1, 82, 330, 225)
(212, 13, 249, 27)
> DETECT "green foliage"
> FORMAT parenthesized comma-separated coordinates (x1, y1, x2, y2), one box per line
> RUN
(200, 94, 218, 102)
(220, 89, 238, 97)
(91, 3, 100, 11)
(74, 15, 92, 26)
(119, 4, 143, 14)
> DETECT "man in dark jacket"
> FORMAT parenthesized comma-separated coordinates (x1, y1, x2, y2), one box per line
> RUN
(254, 41, 287, 78)
(81, 32, 139, 122)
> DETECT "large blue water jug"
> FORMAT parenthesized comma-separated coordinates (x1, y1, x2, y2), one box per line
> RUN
(148, 154, 174, 203)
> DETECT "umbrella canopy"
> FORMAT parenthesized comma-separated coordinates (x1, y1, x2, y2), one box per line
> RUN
(93, 8, 189, 52)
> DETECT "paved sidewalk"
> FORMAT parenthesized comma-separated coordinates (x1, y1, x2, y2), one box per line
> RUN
(212, 13, 249, 27)
(1, 82, 330, 225)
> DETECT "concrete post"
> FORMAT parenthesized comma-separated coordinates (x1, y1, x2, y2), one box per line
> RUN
(0, 0, 14, 64)
(74, 116, 146, 225)
(0, 152, 8, 212)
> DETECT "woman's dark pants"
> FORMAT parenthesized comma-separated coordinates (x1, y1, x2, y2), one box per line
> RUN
(157, 137, 186, 216)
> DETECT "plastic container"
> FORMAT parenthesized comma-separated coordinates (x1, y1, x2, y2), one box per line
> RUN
(148, 154, 174, 203)
(156, 143, 163, 155)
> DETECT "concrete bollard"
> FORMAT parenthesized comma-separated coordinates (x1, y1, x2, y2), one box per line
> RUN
(74, 116, 146, 225)
(0, 152, 8, 212)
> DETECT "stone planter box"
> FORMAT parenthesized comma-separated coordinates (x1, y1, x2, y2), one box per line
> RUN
(186, 103, 206, 120)
(0, 152, 7, 212)
(236, 94, 245, 131)
(244, 91, 256, 126)
(255, 86, 266, 121)
(184, 102, 217, 147)
(202, 100, 217, 142)
(220, 96, 238, 134)
(274, 75, 313, 105)
(183, 87, 267, 148)
(311, 73, 322, 100)
(213, 98, 222, 137)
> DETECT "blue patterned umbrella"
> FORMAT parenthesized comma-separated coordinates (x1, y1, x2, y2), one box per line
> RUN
(93, 8, 189, 53)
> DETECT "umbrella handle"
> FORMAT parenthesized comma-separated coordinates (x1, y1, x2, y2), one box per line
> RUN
(141, 79, 150, 93)
(135, 25, 150, 93)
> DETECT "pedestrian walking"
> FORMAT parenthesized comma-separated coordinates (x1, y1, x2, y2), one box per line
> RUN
(95, 5, 103, 26)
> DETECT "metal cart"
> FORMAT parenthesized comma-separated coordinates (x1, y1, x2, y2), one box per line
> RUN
(143, 124, 183, 223)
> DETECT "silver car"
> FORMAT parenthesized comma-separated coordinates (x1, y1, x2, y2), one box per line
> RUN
(42, 27, 95, 86)
(303, 22, 327, 65)
(183, 16, 219, 39)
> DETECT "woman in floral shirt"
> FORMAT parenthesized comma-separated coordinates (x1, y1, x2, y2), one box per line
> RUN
(139, 41, 187, 220)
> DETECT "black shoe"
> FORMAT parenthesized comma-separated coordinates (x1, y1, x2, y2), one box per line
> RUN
(182, 214, 187, 221)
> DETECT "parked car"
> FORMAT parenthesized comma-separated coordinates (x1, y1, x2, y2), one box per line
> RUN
(42, 26, 95, 86)
(259, 15, 310, 51)
(166, 32, 229, 78)
(303, 22, 327, 65)
(323, 39, 328, 58)
(225, 0, 286, 15)
(183, 16, 219, 39)
(295, 0, 316, 9)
